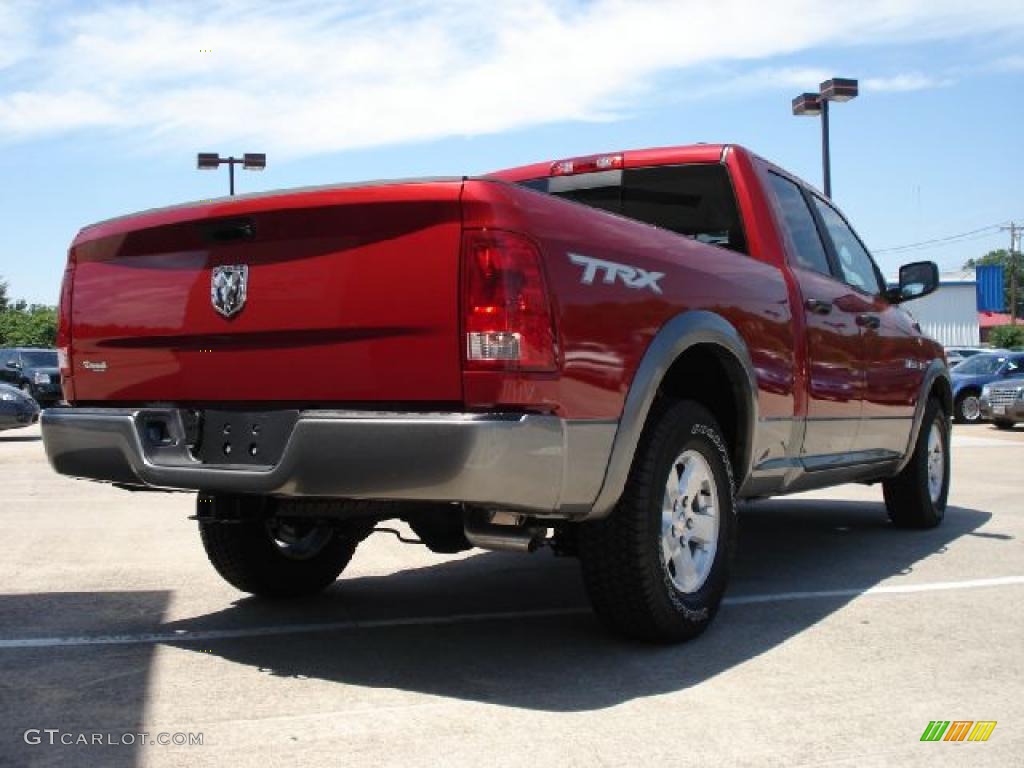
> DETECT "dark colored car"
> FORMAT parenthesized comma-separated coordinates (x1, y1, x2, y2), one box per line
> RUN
(950, 351, 1023, 423)
(0, 382, 40, 432)
(980, 376, 1024, 429)
(0, 348, 63, 406)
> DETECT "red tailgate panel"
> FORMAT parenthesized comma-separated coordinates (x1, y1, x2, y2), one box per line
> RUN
(70, 182, 464, 405)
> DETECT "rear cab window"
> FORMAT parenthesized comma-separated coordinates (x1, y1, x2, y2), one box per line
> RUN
(519, 164, 748, 254)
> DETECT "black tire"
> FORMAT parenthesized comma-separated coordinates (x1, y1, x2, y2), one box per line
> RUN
(578, 400, 736, 643)
(954, 390, 981, 424)
(993, 419, 1016, 430)
(883, 398, 950, 529)
(198, 495, 363, 597)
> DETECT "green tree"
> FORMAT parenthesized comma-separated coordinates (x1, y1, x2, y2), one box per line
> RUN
(989, 325, 1024, 350)
(964, 249, 1024, 316)
(0, 305, 58, 347)
(0, 276, 59, 347)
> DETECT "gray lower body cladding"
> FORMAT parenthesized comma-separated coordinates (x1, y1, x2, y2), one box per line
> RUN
(41, 408, 616, 517)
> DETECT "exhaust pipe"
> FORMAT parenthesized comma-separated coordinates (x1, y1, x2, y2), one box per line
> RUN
(464, 510, 546, 553)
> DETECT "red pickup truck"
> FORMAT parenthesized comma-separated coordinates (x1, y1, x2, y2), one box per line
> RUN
(43, 144, 951, 642)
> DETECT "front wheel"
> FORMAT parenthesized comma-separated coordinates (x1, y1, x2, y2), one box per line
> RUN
(578, 400, 736, 643)
(883, 399, 950, 529)
(954, 391, 981, 423)
(198, 495, 364, 597)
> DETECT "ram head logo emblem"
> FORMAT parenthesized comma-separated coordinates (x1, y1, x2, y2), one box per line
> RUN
(211, 265, 248, 318)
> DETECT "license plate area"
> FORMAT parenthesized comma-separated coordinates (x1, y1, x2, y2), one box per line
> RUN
(194, 410, 299, 466)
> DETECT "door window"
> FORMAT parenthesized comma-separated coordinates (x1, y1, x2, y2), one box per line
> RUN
(809, 196, 882, 295)
(766, 173, 831, 276)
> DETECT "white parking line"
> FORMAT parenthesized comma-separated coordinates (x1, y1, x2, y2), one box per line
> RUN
(951, 435, 1024, 448)
(1, 575, 1022, 650)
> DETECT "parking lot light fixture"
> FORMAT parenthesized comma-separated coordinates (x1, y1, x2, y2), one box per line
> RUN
(195, 152, 267, 195)
(791, 78, 858, 198)
(791, 93, 822, 117)
(242, 153, 266, 171)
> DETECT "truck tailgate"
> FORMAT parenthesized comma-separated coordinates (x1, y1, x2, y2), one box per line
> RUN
(68, 180, 464, 404)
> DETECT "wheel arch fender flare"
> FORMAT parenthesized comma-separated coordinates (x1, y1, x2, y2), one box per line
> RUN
(896, 359, 952, 473)
(586, 310, 759, 519)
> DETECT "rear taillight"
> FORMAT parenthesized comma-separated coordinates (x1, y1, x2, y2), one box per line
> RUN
(56, 256, 75, 397)
(462, 230, 556, 371)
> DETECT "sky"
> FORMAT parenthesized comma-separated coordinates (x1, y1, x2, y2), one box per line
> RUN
(1, 0, 1023, 304)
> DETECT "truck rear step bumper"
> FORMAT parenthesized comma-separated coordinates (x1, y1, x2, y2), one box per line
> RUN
(41, 408, 616, 516)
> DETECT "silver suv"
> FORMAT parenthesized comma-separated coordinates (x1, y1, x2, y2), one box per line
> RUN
(980, 378, 1024, 429)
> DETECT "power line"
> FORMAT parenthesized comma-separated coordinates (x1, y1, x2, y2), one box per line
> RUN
(880, 230, 1003, 255)
(874, 222, 1009, 254)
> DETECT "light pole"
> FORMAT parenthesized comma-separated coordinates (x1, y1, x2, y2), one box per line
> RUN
(791, 78, 858, 198)
(196, 153, 266, 195)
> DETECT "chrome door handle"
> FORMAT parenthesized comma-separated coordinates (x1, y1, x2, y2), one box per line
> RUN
(856, 313, 880, 330)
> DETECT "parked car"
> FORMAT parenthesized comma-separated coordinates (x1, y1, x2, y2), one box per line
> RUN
(980, 376, 1024, 429)
(0, 348, 63, 406)
(950, 351, 1023, 423)
(0, 382, 40, 432)
(42, 143, 953, 643)
(944, 346, 987, 367)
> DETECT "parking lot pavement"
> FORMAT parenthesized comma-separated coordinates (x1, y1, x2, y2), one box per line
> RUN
(1, 422, 1022, 767)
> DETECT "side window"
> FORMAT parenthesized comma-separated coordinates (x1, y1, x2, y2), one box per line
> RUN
(766, 173, 831, 276)
(809, 196, 882, 295)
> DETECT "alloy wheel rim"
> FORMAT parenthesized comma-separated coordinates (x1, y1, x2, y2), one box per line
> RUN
(962, 396, 980, 421)
(661, 449, 719, 594)
(926, 419, 945, 504)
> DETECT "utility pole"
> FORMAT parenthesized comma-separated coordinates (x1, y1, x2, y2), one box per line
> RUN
(1002, 222, 1019, 325)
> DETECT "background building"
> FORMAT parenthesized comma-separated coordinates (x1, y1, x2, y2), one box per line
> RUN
(895, 269, 980, 347)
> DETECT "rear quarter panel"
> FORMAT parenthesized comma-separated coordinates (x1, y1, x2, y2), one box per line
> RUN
(461, 177, 797, 428)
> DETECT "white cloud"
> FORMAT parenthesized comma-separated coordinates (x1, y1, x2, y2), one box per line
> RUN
(1, 0, 1022, 156)
(0, 0, 39, 70)
(861, 73, 955, 92)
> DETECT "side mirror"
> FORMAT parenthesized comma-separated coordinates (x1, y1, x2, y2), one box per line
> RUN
(886, 260, 939, 304)
(5, 360, 20, 369)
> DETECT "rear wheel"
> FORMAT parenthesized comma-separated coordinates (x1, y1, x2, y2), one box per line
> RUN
(993, 419, 1016, 430)
(578, 400, 736, 643)
(883, 399, 950, 529)
(198, 495, 365, 597)
(954, 391, 981, 423)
